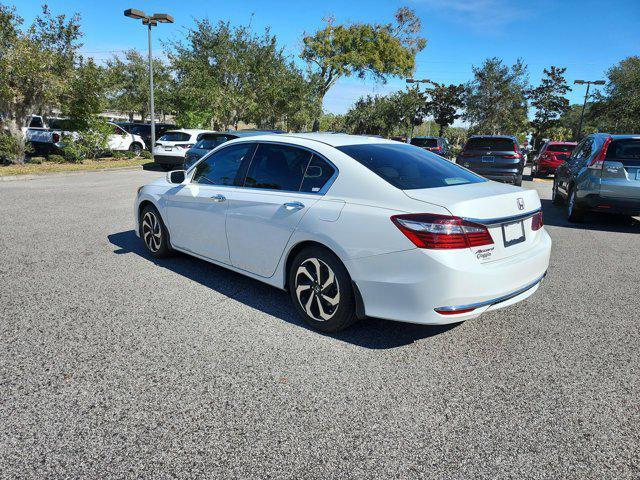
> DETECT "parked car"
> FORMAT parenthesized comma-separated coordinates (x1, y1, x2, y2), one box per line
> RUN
(117, 122, 176, 151)
(456, 135, 525, 185)
(25, 116, 146, 155)
(552, 134, 640, 222)
(410, 136, 451, 158)
(184, 130, 284, 170)
(135, 133, 550, 332)
(531, 141, 577, 177)
(152, 129, 213, 170)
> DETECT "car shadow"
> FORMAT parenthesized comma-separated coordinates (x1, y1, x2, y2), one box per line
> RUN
(541, 199, 640, 232)
(107, 230, 458, 350)
(142, 162, 165, 172)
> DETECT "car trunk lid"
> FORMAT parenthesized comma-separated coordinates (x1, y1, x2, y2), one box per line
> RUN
(403, 182, 542, 263)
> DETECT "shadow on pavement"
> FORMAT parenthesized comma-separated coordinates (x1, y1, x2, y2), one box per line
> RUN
(107, 230, 458, 350)
(541, 199, 640, 232)
(142, 162, 165, 172)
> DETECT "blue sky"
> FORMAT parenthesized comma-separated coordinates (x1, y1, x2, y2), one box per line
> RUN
(14, 0, 640, 114)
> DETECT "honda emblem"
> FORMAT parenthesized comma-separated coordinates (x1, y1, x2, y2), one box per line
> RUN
(517, 198, 525, 210)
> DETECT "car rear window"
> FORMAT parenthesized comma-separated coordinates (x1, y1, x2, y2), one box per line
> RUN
(464, 137, 516, 151)
(337, 143, 486, 190)
(410, 138, 438, 148)
(547, 144, 576, 153)
(195, 135, 236, 150)
(606, 139, 640, 164)
(159, 132, 191, 142)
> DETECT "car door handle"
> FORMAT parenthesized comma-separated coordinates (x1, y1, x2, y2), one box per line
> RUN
(283, 201, 305, 211)
(210, 194, 226, 202)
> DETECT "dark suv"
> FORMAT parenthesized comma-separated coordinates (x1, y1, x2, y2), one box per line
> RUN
(410, 136, 450, 158)
(553, 133, 640, 222)
(456, 135, 525, 185)
(117, 123, 176, 151)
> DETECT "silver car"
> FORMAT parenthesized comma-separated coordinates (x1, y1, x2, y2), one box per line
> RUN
(553, 134, 640, 222)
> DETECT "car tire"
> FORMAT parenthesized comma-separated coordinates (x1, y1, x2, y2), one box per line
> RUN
(140, 205, 172, 258)
(566, 186, 585, 223)
(129, 143, 143, 157)
(552, 178, 563, 205)
(288, 246, 358, 333)
(514, 174, 523, 187)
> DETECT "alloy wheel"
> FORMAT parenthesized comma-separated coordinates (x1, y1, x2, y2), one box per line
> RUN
(294, 258, 340, 322)
(142, 211, 162, 252)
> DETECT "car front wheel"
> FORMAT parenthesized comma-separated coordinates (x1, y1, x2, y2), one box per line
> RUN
(129, 143, 142, 156)
(140, 205, 172, 257)
(288, 247, 358, 333)
(552, 178, 563, 205)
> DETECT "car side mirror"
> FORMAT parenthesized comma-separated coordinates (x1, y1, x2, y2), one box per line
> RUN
(166, 169, 185, 184)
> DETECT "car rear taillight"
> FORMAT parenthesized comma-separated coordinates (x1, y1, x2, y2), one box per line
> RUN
(391, 213, 493, 250)
(588, 136, 612, 170)
(52, 133, 60, 143)
(531, 211, 544, 231)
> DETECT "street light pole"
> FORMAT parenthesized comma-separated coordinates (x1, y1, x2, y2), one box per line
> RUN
(405, 78, 436, 143)
(124, 9, 174, 158)
(573, 79, 605, 140)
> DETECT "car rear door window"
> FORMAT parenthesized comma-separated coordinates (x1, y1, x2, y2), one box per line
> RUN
(300, 155, 336, 193)
(192, 143, 254, 186)
(244, 144, 312, 191)
(160, 132, 190, 142)
(337, 143, 485, 190)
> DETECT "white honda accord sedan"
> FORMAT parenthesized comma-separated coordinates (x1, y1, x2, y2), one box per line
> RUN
(135, 133, 551, 332)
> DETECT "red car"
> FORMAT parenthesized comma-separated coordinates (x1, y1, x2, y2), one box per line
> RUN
(532, 141, 577, 177)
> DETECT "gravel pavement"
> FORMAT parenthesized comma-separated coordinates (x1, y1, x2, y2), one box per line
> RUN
(1, 168, 639, 479)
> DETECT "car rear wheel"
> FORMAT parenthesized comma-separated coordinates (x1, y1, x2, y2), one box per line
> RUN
(288, 247, 358, 333)
(129, 143, 142, 156)
(140, 205, 172, 258)
(566, 187, 585, 223)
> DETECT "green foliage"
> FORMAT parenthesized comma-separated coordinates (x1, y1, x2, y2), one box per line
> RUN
(111, 151, 127, 160)
(424, 83, 465, 136)
(61, 58, 106, 129)
(140, 149, 152, 159)
(124, 150, 137, 159)
(0, 131, 23, 164)
(60, 117, 112, 162)
(105, 50, 172, 121)
(590, 56, 640, 134)
(47, 154, 66, 164)
(0, 4, 82, 139)
(302, 8, 426, 101)
(28, 156, 44, 164)
(527, 66, 571, 147)
(319, 113, 346, 132)
(463, 57, 529, 135)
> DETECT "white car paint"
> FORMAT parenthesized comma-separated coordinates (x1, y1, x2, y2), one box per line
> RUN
(135, 133, 551, 325)
(152, 129, 213, 167)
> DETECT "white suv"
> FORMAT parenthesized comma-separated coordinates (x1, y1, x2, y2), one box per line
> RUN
(152, 129, 213, 171)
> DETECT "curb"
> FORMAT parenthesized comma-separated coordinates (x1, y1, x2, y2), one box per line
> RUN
(0, 164, 156, 182)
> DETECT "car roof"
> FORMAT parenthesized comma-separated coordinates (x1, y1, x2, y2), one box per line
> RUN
(272, 132, 400, 147)
(546, 141, 577, 144)
(468, 135, 516, 140)
(165, 129, 213, 135)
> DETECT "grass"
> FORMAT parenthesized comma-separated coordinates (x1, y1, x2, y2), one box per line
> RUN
(0, 158, 153, 177)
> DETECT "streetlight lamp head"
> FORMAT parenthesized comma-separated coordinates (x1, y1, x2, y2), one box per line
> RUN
(574, 80, 585, 84)
(151, 13, 174, 23)
(594, 80, 606, 85)
(406, 79, 415, 83)
(124, 8, 147, 20)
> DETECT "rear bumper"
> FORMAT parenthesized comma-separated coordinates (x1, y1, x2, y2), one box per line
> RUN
(582, 193, 640, 215)
(537, 162, 563, 173)
(345, 229, 552, 325)
(153, 154, 185, 166)
(457, 163, 523, 183)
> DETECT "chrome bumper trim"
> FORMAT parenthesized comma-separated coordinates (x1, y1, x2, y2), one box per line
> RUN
(435, 272, 547, 313)
(464, 208, 541, 227)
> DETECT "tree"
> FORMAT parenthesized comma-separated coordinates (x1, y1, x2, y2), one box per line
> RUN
(301, 7, 426, 127)
(61, 58, 106, 129)
(0, 4, 82, 136)
(560, 103, 598, 139)
(590, 56, 640, 134)
(105, 50, 172, 122)
(463, 57, 529, 135)
(527, 66, 571, 148)
(424, 82, 464, 136)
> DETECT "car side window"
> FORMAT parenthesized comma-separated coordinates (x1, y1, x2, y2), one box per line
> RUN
(244, 144, 312, 191)
(575, 138, 594, 166)
(192, 143, 254, 186)
(300, 155, 336, 193)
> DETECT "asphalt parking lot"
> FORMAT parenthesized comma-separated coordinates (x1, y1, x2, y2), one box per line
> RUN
(1, 167, 639, 479)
